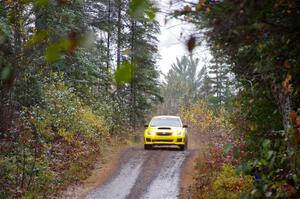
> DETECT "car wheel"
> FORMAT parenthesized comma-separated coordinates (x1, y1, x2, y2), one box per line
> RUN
(179, 144, 185, 151)
(179, 140, 187, 151)
(144, 144, 152, 150)
(185, 139, 188, 150)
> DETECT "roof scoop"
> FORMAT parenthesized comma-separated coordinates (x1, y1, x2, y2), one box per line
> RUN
(157, 127, 171, 130)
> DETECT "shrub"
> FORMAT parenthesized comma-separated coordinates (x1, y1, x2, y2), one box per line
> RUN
(209, 164, 254, 199)
(31, 75, 109, 143)
(0, 74, 111, 198)
(181, 100, 249, 199)
(180, 99, 215, 131)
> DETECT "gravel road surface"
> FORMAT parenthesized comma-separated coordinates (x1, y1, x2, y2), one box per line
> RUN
(85, 147, 190, 199)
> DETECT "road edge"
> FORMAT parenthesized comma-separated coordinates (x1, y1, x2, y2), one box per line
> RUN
(61, 144, 129, 199)
(179, 149, 197, 199)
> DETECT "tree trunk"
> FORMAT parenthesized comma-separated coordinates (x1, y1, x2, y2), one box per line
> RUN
(116, 0, 122, 69)
(106, 0, 111, 91)
(271, 84, 292, 131)
(271, 83, 295, 171)
(130, 20, 136, 130)
(0, 2, 23, 132)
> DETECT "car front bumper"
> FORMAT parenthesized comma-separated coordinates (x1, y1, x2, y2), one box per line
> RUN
(144, 135, 186, 145)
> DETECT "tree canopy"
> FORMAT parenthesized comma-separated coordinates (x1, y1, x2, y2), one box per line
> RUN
(174, 0, 300, 197)
(0, 0, 161, 197)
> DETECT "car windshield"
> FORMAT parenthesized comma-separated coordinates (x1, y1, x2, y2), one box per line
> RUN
(150, 117, 181, 127)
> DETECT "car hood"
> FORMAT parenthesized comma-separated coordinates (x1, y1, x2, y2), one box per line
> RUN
(147, 126, 183, 132)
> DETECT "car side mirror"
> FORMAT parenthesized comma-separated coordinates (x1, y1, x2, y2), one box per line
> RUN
(183, 124, 188, 128)
(144, 124, 149, 128)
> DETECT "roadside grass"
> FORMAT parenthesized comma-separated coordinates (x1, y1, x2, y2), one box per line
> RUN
(126, 130, 144, 147)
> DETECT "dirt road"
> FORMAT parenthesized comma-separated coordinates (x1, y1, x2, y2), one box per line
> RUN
(85, 147, 191, 199)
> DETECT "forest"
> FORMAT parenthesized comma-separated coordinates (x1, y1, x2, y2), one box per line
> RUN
(1, 0, 300, 198)
(0, 0, 161, 197)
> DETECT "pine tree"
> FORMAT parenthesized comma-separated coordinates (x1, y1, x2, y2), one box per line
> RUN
(127, 10, 162, 129)
(159, 55, 204, 114)
(207, 50, 232, 109)
(198, 66, 214, 100)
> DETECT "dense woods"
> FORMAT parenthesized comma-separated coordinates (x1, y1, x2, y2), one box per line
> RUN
(158, 54, 234, 115)
(0, 0, 160, 197)
(1, 0, 300, 198)
(161, 0, 300, 198)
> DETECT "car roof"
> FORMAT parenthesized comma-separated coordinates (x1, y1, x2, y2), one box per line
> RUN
(152, 115, 180, 119)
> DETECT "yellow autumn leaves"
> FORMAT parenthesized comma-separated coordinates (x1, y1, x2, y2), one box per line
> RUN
(31, 74, 109, 144)
(180, 99, 233, 133)
(210, 164, 254, 199)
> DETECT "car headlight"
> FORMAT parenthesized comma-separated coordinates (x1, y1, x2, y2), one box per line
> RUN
(147, 131, 155, 136)
(173, 131, 182, 136)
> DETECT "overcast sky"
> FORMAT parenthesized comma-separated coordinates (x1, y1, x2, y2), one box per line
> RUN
(155, 0, 212, 78)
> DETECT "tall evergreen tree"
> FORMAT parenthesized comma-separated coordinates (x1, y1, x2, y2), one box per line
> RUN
(0, 1, 162, 196)
(159, 55, 204, 114)
(207, 50, 233, 108)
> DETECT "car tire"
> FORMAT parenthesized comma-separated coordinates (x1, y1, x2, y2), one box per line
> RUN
(144, 144, 152, 150)
(185, 138, 188, 150)
(179, 140, 188, 151)
(179, 144, 185, 151)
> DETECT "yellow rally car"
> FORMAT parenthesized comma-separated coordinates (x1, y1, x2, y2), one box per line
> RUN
(144, 115, 188, 150)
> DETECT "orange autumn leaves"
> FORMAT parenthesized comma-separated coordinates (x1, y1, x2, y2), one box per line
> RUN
(282, 60, 294, 95)
(283, 60, 300, 140)
(179, 0, 212, 15)
(273, 0, 296, 15)
(289, 111, 300, 140)
(282, 73, 292, 95)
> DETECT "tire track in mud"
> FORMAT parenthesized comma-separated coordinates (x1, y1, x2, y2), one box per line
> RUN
(140, 151, 187, 199)
(85, 149, 146, 199)
(85, 147, 190, 199)
(125, 150, 167, 199)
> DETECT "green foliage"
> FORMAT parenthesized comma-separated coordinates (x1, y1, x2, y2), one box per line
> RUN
(26, 31, 49, 47)
(207, 49, 235, 110)
(183, 100, 247, 199)
(177, 0, 300, 197)
(158, 56, 205, 114)
(45, 38, 71, 63)
(129, 0, 155, 19)
(158, 52, 235, 115)
(0, 0, 161, 197)
(224, 143, 232, 155)
(0, 65, 11, 80)
(232, 90, 283, 158)
(0, 16, 11, 39)
(0, 72, 111, 197)
(114, 61, 135, 85)
(31, 74, 109, 142)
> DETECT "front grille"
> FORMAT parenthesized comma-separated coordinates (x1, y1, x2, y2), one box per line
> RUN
(153, 139, 173, 142)
(156, 132, 172, 136)
(158, 127, 171, 130)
